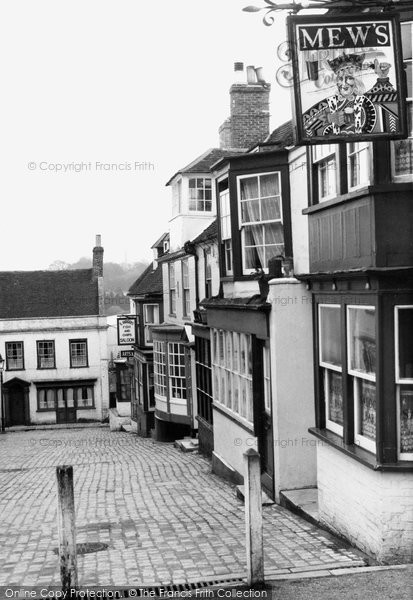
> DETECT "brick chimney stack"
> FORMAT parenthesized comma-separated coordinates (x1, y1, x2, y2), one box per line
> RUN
(93, 234, 104, 279)
(92, 234, 105, 315)
(219, 62, 270, 150)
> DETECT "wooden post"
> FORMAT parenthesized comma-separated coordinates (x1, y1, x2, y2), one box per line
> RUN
(56, 465, 78, 590)
(244, 448, 264, 586)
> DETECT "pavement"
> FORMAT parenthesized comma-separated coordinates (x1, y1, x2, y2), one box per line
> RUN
(0, 426, 371, 587)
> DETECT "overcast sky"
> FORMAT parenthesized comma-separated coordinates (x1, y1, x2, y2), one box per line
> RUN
(0, 0, 292, 270)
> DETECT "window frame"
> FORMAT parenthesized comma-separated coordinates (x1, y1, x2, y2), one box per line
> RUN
(219, 187, 233, 276)
(347, 305, 377, 454)
(237, 171, 284, 275)
(211, 329, 253, 426)
(204, 249, 212, 298)
(168, 262, 176, 316)
(181, 260, 190, 317)
(391, 21, 413, 181)
(318, 304, 344, 437)
(347, 141, 370, 191)
(394, 305, 413, 461)
(143, 303, 160, 346)
(5, 341, 25, 371)
(188, 177, 213, 212)
(69, 339, 88, 369)
(312, 144, 339, 202)
(36, 340, 56, 370)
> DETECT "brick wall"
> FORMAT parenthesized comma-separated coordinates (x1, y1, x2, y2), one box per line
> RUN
(219, 84, 270, 150)
(317, 444, 413, 563)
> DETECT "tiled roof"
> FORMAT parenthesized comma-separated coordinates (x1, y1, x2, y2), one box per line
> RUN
(0, 269, 99, 319)
(151, 232, 169, 249)
(128, 263, 163, 297)
(192, 220, 218, 245)
(264, 121, 295, 147)
(166, 148, 235, 185)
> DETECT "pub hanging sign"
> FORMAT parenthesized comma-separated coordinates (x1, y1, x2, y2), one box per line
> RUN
(117, 316, 137, 346)
(287, 13, 407, 145)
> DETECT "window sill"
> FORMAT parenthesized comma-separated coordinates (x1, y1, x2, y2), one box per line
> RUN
(70, 365, 89, 369)
(309, 427, 413, 472)
(6, 368, 25, 372)
(213, 402, 254, 435)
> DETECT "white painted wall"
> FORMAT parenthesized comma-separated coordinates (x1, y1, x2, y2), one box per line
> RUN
(168, 174, 216, 251)
(317, 444, 413, 563)
(213, 407, 257, 477)
(288, 146, 310, 275)
(0, 316, 109, 424)
(268, 278, 317, 501)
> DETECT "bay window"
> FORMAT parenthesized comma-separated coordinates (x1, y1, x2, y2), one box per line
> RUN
(319, 305, 343, 436)
(395, 306, 413, 460)
(154, 341, 167, 399)
(238, 172, 284, 273)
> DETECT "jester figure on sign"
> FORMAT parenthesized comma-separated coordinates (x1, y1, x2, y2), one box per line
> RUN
(303, 53, 400, 137)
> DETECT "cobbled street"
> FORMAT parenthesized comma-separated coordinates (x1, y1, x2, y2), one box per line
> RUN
(0, 427, 367, 587)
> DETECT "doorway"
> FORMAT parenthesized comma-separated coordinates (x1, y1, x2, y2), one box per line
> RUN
(56, 388, 76, 424)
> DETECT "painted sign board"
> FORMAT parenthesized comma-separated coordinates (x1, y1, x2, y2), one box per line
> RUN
(117, 316, 137, 346)
(287, 13, 407, 145)
(120, 350, 134, 358)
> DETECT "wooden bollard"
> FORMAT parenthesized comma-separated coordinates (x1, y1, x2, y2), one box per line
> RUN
(56, 465, 78, 590)
(244, 448, 264, 586)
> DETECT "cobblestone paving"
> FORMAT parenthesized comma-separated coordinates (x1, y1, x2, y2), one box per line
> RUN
(0, 427, 366, 586)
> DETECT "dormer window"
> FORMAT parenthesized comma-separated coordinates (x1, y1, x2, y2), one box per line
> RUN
(163, 240, 169, 254)
(189, 178, 212, 211)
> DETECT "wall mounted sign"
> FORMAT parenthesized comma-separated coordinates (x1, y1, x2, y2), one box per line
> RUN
(117, 316, 137, 345)
(120, 350, 134, 358)
(287, 13, 407, 145)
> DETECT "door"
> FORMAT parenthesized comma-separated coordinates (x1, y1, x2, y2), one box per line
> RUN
(259, 342, 274, 498)
(8, 386, 26, 426)
(56, 388, 76, 424)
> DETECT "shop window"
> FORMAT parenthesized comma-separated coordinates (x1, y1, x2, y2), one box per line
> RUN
(395, 306, 413, 460)
(238, 172, 284, 273)
(319, 305, 343, 436)
(37, 385, 94, 411)
(212, 329, 253, 424)
(263, 343, 272, 414)
(5, 341, 24, 371)
(347, 306, 376, 453)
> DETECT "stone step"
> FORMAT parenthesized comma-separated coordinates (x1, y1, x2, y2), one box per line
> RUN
(120, 423, 133, 433)
(174, 437, 199, 452)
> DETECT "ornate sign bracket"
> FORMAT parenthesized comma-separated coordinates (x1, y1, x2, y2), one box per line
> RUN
(243, 0, 409, 26)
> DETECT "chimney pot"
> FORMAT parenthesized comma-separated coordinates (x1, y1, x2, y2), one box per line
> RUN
(95, 234, 101, 247)
(234, 62, 244, 72)
(246, 65, 257, 84)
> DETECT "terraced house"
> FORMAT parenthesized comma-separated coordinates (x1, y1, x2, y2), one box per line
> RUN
(0, 236, 109, 427)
